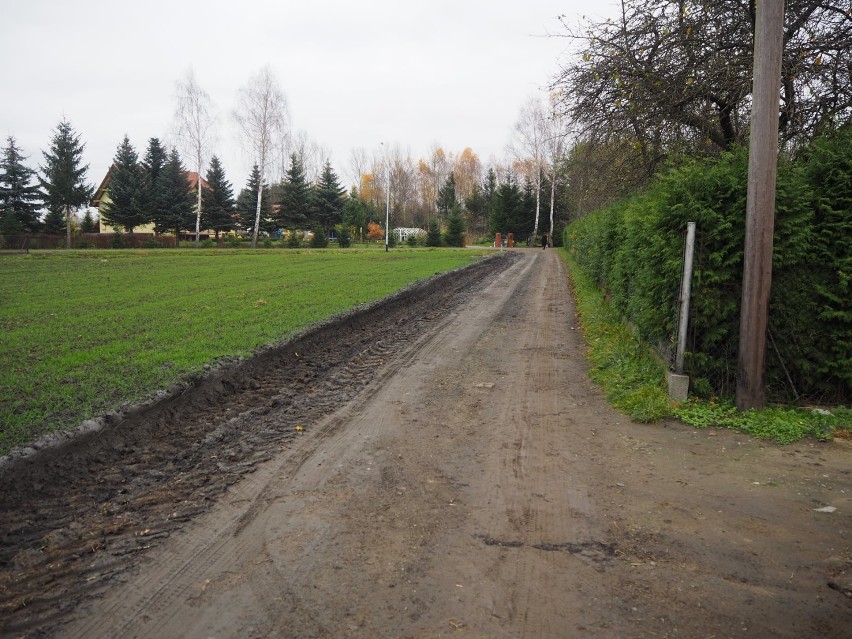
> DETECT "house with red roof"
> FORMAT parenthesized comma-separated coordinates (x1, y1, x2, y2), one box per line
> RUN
(91, 166, 215, 239)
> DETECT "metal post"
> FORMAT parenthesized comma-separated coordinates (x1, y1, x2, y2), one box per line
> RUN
(675, 222, 696, 374)
(385, 161, 390, 252)
(736, 0, 785, 411)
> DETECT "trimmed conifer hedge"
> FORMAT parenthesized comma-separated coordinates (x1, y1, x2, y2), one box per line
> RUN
(565, 128, 851, 402)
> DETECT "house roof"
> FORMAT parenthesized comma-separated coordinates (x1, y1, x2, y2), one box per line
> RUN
(90, 164, 115, 208)
(187, 172, 210, 191)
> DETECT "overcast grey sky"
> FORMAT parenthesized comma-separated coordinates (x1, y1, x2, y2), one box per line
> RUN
(1, 0, 617, 190)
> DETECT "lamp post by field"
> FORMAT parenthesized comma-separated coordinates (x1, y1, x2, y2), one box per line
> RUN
(382, 143, 390, 252)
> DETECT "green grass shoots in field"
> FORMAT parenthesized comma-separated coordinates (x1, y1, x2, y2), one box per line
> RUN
(0, 247, 488, 454)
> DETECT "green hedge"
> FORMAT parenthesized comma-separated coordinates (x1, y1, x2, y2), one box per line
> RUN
(565, 129, 851, 402)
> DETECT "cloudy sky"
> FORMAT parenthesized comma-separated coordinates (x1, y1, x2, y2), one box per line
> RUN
(1, 0, 618, 190)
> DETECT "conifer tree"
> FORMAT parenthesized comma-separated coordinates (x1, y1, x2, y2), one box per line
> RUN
(278, 153, 311, 229)
(520, 177, 536, 242)
(42, 207, 67, 234)
(482, 168, 497, 219)
(312, 160, 346, 234)
(152, 148, 195, 238)
(236, 165, 272, 236)
(202, 155, 236, 239)
(444, 203, 466, 247)
(436, 171, 457, 219)
(40, 119, 93, 247)
(141, 137, 167, 222)
(426, 219, 442, 247)
(464, 182, 486, 236)
(80, 209, 97, 233)
(101, 135, 146, 233)
(342, 187, 369, 240)
(489, 174, 523, 237)
(0, 136, 42, 234)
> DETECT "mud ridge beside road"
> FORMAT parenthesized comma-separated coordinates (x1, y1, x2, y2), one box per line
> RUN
(0, 251, 521, 638)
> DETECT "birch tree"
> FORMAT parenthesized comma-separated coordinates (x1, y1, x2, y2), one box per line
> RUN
(544, 95, 571, 239)
(174, 69, 215, 246)
(232, 67, 289, 248)
(509, 97, 547, 245)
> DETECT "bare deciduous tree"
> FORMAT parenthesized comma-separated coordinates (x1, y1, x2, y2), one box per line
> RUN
(388, 145, 416, 226)
(174, 69, 215, 246)
(509, 97, 548, 244)
(288, 130, 328, 185)
(347, 146, 370, 192)
(233, 67, 289, 248)
(452, 148, 483, 205)
(553, 0, 852, 158)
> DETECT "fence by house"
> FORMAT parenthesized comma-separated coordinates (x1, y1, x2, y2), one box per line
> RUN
(0, 233, 177, 250)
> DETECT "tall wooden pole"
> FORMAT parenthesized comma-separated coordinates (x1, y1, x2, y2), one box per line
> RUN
(736, 0, 785, 410)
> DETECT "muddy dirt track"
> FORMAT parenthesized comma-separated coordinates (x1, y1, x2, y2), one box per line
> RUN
(1, 250, 850, 638)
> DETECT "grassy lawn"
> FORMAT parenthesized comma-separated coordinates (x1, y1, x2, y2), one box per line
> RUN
(0, 247, 489, 454)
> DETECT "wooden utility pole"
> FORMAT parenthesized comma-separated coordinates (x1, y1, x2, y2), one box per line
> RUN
(736, 0, 785, 410)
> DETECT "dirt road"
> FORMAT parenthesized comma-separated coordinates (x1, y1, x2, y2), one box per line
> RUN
(2, 250, 850, 638)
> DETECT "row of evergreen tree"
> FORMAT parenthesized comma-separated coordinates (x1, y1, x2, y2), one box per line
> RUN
(102, 136, 360, 240)
(442, 167, 552, 243)
(0, 121, 93, 236)
(429, 167, 552, 245)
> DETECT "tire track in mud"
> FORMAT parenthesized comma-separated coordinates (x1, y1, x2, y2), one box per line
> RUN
(0, 251, 521, 638)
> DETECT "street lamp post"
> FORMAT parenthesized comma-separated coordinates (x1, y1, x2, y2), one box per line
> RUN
(384, 148, 390, 252)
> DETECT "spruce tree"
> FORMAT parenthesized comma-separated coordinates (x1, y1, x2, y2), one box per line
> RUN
(342, 187, 369, 240)
(463, 181, 486, 236)
(482, 168, 497, 219)
(101, 135, 147, 233)
(426, 219, 442, 247)
(520, 177, 536, 241)
(202, 156, 236, 239)
(40, 119, 93, 247)
(42, 207, 67, 234)
(141, 137, 167, 222)
(0, 136, 42, 234)
(444, 203, 466, 247)
(489, 174, 523, 236)
(80, 209, 97, 233)
(312, 160, 346, 233)
(436, 171, 457, 219)
(152, 149, 195, 239)
(278, 153, 311, 230)
(236, 165, 272, 237)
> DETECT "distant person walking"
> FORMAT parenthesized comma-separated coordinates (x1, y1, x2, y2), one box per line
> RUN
(541, 233, 548, 250)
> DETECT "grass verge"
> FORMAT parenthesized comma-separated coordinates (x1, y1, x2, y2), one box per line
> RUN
(560, 249, 850, 443)
(0, 247, 489, 454)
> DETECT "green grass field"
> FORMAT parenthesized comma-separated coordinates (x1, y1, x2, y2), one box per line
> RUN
(0, 247, 489, 454)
